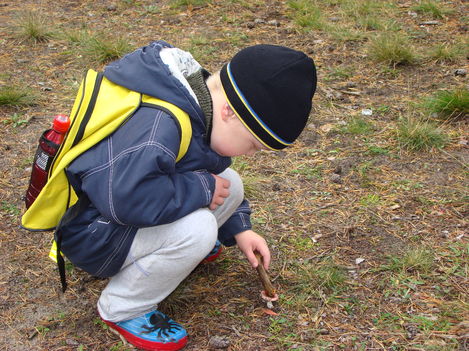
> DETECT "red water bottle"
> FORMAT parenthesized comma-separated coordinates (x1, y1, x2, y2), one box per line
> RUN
(25, 114, 70, 209)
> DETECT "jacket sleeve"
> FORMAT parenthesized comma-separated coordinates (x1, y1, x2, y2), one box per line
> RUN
(218, 199, 252, 246)
(77, 110, 215, 227)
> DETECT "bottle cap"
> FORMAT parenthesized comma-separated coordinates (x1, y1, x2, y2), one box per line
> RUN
(53, 114, 70, 133)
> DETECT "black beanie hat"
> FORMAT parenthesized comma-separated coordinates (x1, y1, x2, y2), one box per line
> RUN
(220, 44, 317, 150)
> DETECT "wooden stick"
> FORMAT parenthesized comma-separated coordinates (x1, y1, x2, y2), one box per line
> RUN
(255, 252, 276, 298)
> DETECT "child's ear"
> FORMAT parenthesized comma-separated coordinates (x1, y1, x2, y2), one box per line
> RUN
(221, 102, 236, 121)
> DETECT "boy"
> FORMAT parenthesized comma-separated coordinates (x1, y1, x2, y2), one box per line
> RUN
(59, 40, 316, 350)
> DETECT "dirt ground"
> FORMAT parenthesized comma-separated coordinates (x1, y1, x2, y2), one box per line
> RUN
(0, 0, 467, 350)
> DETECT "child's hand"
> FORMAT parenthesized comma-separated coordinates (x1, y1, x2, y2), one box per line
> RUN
(210, 174, 230, 210)
(235, 230, 271, 270)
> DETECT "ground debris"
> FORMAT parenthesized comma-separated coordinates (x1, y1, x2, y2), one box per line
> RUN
(209, 335, 231, 349)
(1, 1, 468, 351)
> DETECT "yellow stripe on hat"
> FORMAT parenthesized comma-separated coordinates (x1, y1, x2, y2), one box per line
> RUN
(225, 63, 291, 147)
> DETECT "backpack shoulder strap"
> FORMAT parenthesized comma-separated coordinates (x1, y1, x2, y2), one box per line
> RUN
(141, 95, 192, 162)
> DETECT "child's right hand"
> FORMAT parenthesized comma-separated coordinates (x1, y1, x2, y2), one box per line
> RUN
(210, 174, 230, 210)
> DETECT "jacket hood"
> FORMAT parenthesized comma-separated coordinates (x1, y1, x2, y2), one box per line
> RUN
(103, 40, 206, 127)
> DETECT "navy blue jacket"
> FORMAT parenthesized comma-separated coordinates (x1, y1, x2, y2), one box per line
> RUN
(59, 41, 252, 277)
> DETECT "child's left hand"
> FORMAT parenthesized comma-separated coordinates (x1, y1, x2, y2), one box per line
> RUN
(235, 230, 271, 270)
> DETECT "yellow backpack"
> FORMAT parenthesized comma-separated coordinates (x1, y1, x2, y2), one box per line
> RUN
(22, 69, 192, 291)
(22, 69, 192, 231)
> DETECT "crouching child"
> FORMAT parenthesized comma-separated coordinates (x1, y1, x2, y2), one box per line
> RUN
(53, 41, 316, 350)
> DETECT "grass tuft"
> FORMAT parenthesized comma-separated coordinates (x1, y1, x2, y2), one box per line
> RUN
(315, 264, 347, 291)
(169, 0, 212, 9)
(368, 33, 417, 66)
(325, 66, 354, 81)
(396, 117, 448, 151)
(423, 88, 469, 120)
(81, 33, 133, 64)
(343, 0, 381, 26)
(287, 0, 326, 31)
(0, 201, 21, 216)
(13, 10, 54, 43)
(341, 116, 374, 135)
(290, 259, 348, 298)
(412, 0, 452, 19)
(2, 113, 29, 128)
(384, 247, 434, 274)
(355, 16, 383, 31)
(329, 27, 363, 42)
(426, 43, 465, 63)
(0, 86, 36, 107)
(342, 0, 384, 17)
(62, 28, 90, 46)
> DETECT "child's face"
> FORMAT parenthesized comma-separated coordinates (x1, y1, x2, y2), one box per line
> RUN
(210, 104, 266, 157)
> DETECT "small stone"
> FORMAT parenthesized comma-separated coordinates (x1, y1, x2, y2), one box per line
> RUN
(330, 173, 342, 184)
(107, 4, 117, 11)
(267, 19, 280, 27)
(361, 108, 373, 116)
(209, 335, 230, 349)
(454, 68, 467, 77)
(329, 17, 340, 22)
(355, 257, 365, 265)
(246, 22, 255, 29)
(405, 324, 419, 340)
(420, 21, 439, 25)
(318, 328, 330, 335)
(311, 234, 323, 243)
(254, 18, 265, 24)
(66, 339, 79, 346)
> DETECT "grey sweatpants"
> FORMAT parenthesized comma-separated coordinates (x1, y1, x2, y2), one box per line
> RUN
(97, 168, 244, 322)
